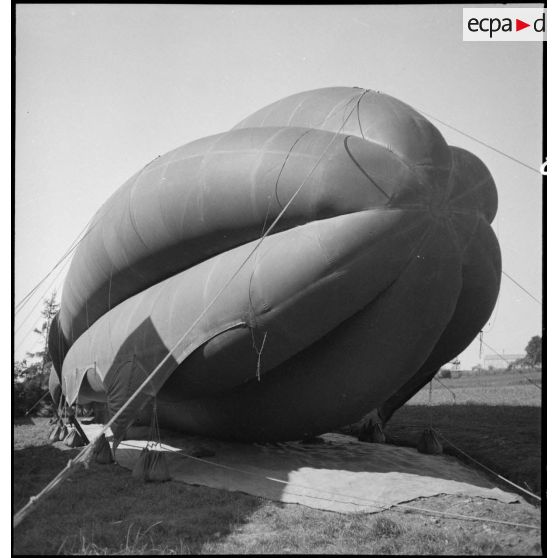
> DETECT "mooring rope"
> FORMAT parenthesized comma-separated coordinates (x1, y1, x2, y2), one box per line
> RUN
(433, 376, 457, 404)
(413, 106, 542, 175)
(14, 256, 71, 340)
(23, 390, 52, 416)
(433, 430, 541, 502)
(479, 338, 542, 390)
(15, 159, 159, 316)
(501, 271, 542, 306)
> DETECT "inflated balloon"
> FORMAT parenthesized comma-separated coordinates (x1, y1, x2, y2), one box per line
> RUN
(48, 87, 500, 442)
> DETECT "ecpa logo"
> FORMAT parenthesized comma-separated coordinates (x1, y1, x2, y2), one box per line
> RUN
(463, 8, 546, 41)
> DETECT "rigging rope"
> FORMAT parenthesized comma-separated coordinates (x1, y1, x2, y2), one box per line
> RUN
(375, 423, 541, 503)
(480, 338, 542, 390)
(502, 270, 542, 305)
(15, 216, 94, 313)
(15, 256, 71, 338)
(24, 389, 51, 416)
(414, 107, 542, 175)
(17, 140, 167, 312)
(433, 376, 457, 404)
(428, 380, 433, 427)
(433, 430, 541, 502)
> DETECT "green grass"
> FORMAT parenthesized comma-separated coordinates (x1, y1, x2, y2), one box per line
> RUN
(14, 371, 542, 555)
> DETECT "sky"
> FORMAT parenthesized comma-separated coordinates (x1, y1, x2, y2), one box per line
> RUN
(14, 4, 543, 369)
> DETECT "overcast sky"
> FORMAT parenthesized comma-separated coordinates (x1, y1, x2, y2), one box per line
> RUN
(15, 4, 543, 368)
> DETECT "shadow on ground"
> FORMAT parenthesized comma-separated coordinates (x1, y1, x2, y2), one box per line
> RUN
(345, 403, 542, 500)
(13, 417, 35, 426)
(13, 422, 266, 555)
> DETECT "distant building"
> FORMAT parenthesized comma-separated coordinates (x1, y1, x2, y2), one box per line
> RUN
(483, 353, 525, 370)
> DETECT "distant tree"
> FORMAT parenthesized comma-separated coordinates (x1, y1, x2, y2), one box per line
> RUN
(25, 291, 59, 373)
(14, 292, 58, 416)
(524, 335, 542, 366)
(13, 359, 40, 380)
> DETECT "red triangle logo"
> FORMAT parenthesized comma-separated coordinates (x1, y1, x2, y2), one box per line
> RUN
(516, 19, 530, 31)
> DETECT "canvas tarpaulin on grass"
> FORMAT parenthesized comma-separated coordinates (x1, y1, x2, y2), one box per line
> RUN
(111, 431, 519, 514)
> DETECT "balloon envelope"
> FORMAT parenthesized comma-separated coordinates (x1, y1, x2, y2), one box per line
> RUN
(49, 87, 500, 442)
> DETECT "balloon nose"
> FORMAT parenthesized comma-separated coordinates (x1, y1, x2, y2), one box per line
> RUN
(428, 192, 448, 220)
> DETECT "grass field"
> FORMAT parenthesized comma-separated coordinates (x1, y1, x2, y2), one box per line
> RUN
(406, 369, 542, 407)
(13, 370, 542, 555)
